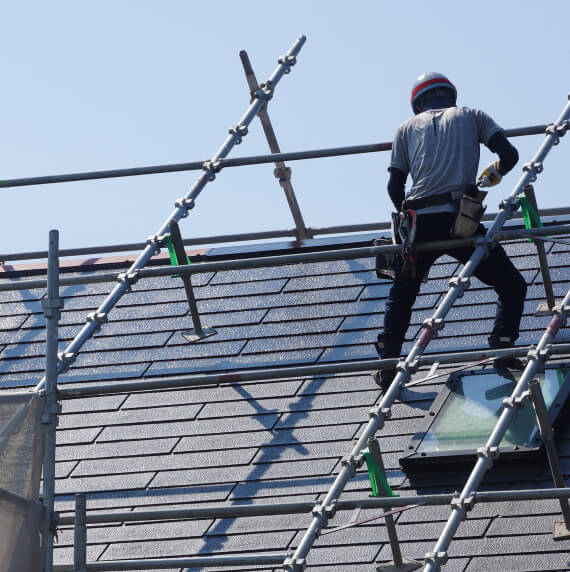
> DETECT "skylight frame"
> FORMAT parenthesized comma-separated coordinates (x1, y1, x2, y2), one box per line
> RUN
(400, 363, 570, 470)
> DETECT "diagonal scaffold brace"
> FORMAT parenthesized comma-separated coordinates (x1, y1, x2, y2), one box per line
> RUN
(239, 49, 311, 241)
(33, 35, 306, 392)
(284, 96, 570, 572)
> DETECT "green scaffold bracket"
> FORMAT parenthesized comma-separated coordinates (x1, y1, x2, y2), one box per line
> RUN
(165, 233, 190, 278)
(518, 193, 543, 241)
(362, 447, 398, 498)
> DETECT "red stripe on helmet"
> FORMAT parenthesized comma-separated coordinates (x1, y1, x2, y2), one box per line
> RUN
(411, 77, 455, 102)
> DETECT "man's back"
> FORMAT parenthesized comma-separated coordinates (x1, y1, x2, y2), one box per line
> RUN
(391, 106, 502, 202)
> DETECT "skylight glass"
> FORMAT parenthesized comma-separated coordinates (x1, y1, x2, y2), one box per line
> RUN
(401, 365, 570, 468)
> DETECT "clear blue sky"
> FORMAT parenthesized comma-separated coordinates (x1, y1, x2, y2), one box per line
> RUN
(1, 1, 569, 254)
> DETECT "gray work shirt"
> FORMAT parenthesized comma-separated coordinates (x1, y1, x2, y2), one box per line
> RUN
(390, 106, 502, 214)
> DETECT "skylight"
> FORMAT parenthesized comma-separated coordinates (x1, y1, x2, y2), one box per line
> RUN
(400, 365, 570, 469)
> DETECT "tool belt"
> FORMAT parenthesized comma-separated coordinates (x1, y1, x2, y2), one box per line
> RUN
(403, 186, 488, 238)
(402, 192, 454, 211)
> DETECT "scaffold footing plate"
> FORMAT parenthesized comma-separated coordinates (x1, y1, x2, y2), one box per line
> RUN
(535, 302, 556, 316)
(181, 327, 217, 343)
(375, 557, 422, 571)
(553, 521, 570, 540)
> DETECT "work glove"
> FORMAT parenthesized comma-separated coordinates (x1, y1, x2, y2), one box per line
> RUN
(477, 160, 502, 188)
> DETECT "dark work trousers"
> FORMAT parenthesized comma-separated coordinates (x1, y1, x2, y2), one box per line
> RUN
(382, 211, 527, 358)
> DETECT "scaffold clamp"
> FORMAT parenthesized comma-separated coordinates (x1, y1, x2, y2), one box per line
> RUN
(523, 161, 543, 182)
(341, 454, 360, 475)
(424, 551, 449, 566)
(274, 166, 292, 182)
(228, 124, 248, 144)
(254, 81, 274, 102)
(117, 271, 139, 291)
(312, 502, 337, 520)
(283, 556, 306, 572)
(41, 297, 64, 319)
(278, 54, 297, 73)
(423, 317, 444, 335)
(449, 276, 470, 293)
(477, 445, 500, 468)
(57, 351, 77, 374)
(502, 390, 531, 410)
(546, 120, 570, 142)
(451, 492, 475, 513)
(86, 311, 108, 332)
(174, 197, 196, 217)
(201, 160, 223, 181)
(368, 409, 385, 430)
(528, 345, 552, 363)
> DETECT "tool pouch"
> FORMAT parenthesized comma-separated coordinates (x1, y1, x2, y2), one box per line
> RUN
(374, 238, 396, 281)
(451, 188, 488, 238)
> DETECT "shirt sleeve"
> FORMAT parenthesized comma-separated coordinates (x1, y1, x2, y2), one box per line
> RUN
(473, 109, 503, 145)
(389, 124, 410, 175)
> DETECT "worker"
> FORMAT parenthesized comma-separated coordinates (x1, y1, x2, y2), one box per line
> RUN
(374, 72, 527, 390)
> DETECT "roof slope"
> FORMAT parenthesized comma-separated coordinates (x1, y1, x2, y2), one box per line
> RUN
(1, 220, 570, 571)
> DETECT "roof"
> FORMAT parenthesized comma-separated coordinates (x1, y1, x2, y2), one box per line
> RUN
(2, 216, 570, 571)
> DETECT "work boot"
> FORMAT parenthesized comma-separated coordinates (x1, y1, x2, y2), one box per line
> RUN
(488, 335, 525, 370)
(373, 334, 399, 391)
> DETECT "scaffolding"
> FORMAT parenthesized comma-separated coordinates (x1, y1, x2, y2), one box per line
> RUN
(1, 35, 570, 571)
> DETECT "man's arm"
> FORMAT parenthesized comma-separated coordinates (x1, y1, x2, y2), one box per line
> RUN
(478, 131, 519, 187)
(387, 167, 407, 211)
(487, 131, 519, 175)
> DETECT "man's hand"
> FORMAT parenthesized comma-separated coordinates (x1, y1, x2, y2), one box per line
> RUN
(477, 160, 502, 188)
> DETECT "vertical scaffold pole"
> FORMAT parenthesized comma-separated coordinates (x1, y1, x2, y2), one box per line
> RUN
(528, 378, 570, 537)
(285, 96, 570, 572)
(42, 229, 63, 572)
(523, 184, 556, 310)
(73, 494, 88, 572)
(34, 36, 306, 392)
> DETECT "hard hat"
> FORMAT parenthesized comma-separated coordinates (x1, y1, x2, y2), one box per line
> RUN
(411, 72, 457, 114)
